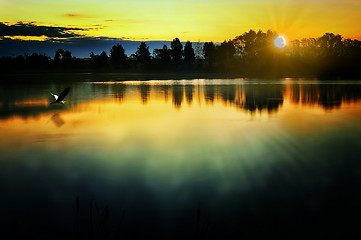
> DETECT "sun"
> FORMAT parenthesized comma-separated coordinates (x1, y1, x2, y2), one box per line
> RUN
(274, 36, 286, 48)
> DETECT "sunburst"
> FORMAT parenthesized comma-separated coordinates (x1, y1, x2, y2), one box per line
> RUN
(274, 36, 286, 48)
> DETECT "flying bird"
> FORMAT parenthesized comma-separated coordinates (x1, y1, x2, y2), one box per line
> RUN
(50, 88, 70, 104)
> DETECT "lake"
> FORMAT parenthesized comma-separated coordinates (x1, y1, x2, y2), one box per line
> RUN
(1, 76, 361, 239)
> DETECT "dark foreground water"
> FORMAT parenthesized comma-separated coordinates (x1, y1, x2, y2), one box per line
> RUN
(1, 76, 361, 239)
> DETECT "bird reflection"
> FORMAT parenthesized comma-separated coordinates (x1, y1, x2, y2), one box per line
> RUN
(50, 113, 65, 128)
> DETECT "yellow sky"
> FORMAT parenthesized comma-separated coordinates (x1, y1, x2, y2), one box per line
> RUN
(1, 0, 361, 41)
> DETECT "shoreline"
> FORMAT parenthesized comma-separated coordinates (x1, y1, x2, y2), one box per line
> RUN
(1, 71, 361, 82)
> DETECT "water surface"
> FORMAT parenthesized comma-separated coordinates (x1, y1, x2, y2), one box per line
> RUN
(1, 77, 361, 239)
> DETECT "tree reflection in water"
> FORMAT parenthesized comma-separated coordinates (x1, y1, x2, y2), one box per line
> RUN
(1, 80, 361, 120)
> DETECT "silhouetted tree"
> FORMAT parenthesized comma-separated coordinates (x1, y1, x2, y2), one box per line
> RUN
(135, 42, 151, 63)
(15, 55, 26, 64)
(183, 41, 195, 64)
(99, 51, 109, 64)
(153, 45, 171, 63)
(171, 38, 183, 63)
(203, 42, 216, 66)
(90, 52, 96, 59)
(54, 49, 72, 61)
(90, 51, 109, 70)
(342, 38, 361, 57)
(299, 37, 319, 58)
(2, 28, 361, 76)
(318, 33, 343, 57)
(233, 30, 276, 59)
(213, 40, 236, 71)
(290, 39, 301, 57)
(217, 40, 235, 61)
(27, 53, 50, 64)
(53, 49, 73, 70)
(110, 43, 127, 68)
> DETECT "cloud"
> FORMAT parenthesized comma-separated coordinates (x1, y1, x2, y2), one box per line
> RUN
(64, 14, 90, 18)
(0, 22, 87, 38)
(0, 22, 174, 58)
(66, 14, 80, 17)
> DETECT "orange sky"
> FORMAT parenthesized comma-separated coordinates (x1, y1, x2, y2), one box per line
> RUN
(1, 0, 361, 42)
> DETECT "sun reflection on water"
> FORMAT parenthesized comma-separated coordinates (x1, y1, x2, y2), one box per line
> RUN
(1, 80, 361, 156)
(1, 79, 361, 238)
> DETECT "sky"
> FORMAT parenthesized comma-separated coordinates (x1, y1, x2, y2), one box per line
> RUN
(1, 0, 361, 57)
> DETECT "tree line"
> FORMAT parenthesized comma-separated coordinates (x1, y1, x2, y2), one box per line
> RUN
(1, 30, 361, 77)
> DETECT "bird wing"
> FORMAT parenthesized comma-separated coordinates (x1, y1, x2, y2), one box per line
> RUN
(51, 93, 58, 100)
(57, 88, 70, 101)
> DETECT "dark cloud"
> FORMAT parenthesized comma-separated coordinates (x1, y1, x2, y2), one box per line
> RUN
(49, 36, 126, 44)
(0, 22, 86, 38)
(0, 22, 174, 58)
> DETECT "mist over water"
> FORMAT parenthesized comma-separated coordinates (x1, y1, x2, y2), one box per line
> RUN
(1, 77, 361, 239)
